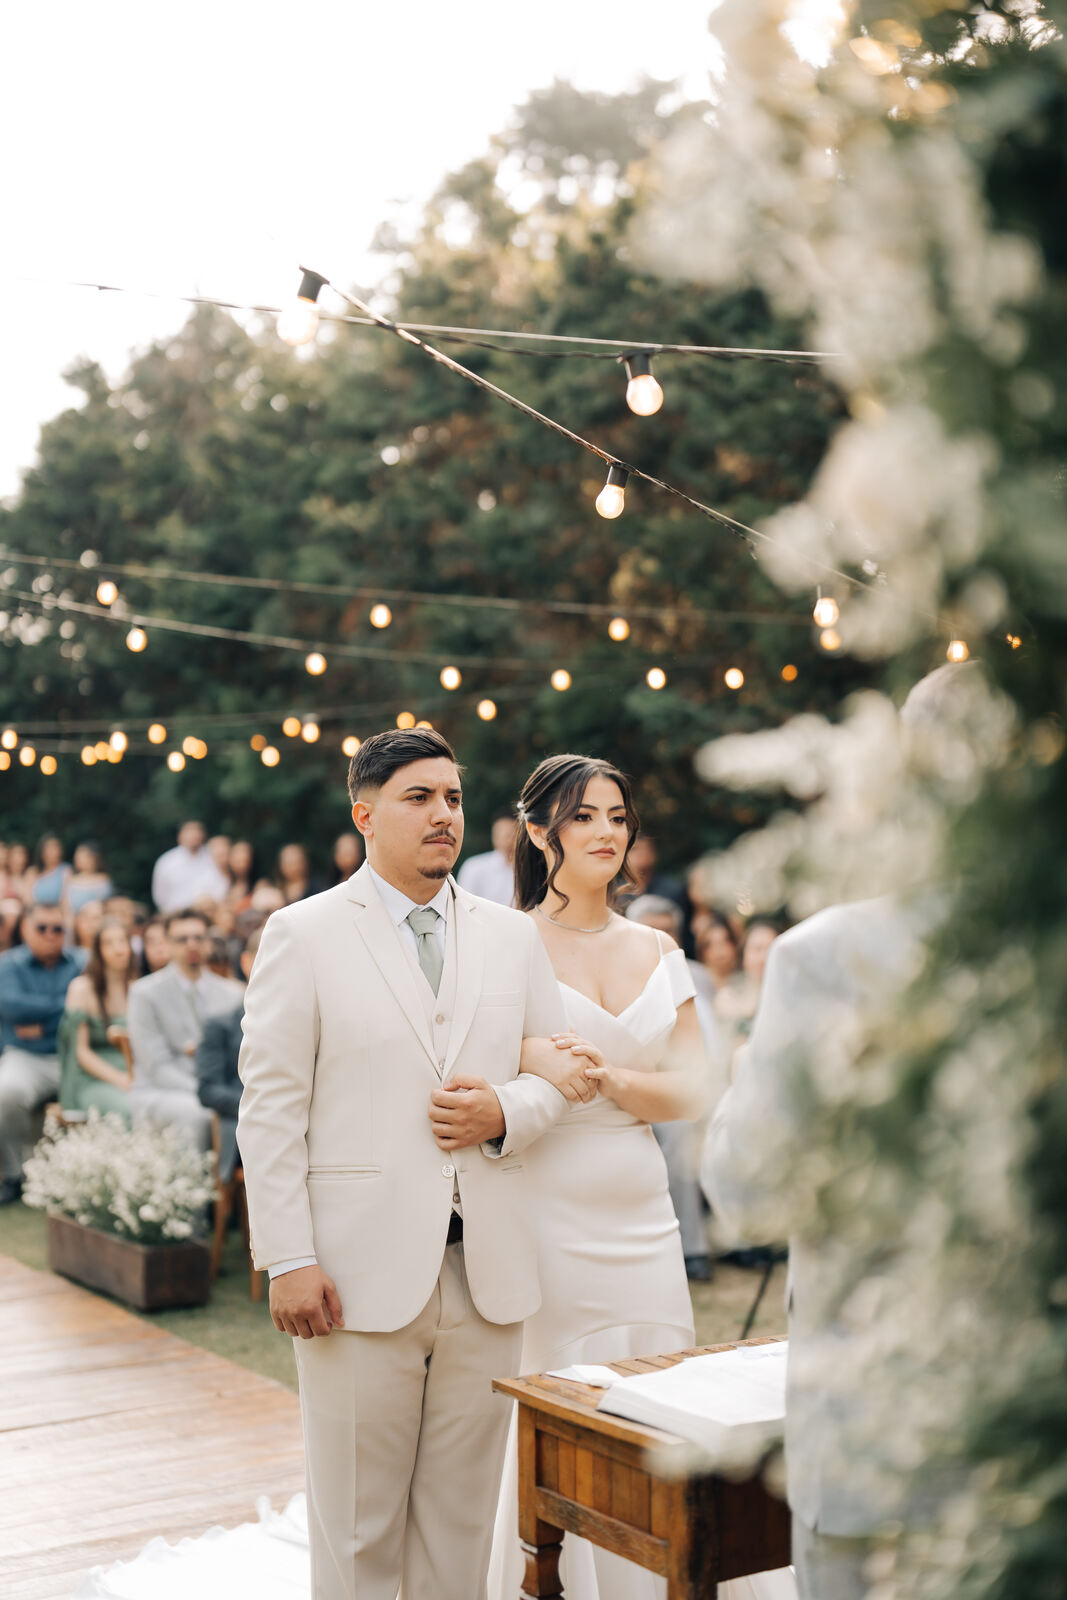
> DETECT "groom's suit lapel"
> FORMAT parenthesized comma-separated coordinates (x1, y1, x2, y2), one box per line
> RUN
(443, 883, 486, 1077)
(345, 863, 438, 1073)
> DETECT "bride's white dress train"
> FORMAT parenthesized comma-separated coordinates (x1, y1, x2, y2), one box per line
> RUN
(487, 943, 795, 1600)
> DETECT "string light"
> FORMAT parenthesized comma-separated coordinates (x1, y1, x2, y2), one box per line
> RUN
(19, 746, 37, 767)
(261, 745, 280, 767)
(167, 751, 185, 772)
(416, 719, 434, 729)
(191, 738, 208, 759)
(96, 580, 118, 606)
(595, 465, 628, 520)
(301, 721, 320, 743)
(477, 699, 497, 721)
(305, 651, 327, 676)
(106, 745, 123, 764)
(440, 666, 462, 690)
(1006, 633, 1022, 650)
(147, 723, 167, 744)
(813, 592, 840, 629)
(551, 669, 572, 691)
(40, 755, 57, 776)
(724, 667, 744, 690)
(277, 268, 327, 348)
(282, 716, 302, 737)
(81, 746, 96, 766)
(342, 735, 361, 756)
(181, 736, 199, 756)
(608, 617, 630, 642)
(781, 663, 799, 682)
(93, 741, 110, 760)
(109, 731, 128, 754)
(0, 752, 9, 771)
(126, 627, 147, 653)
(370, 604, 392, 629)
(1, 729, 17, 750)
(946, 639, 970, 663)
(396, 712, 416, 730)
(820, 628, 842, 652)
(624, 353, 664, 416)
(250, 733, 267, 751)
(646, 667, 667, 690)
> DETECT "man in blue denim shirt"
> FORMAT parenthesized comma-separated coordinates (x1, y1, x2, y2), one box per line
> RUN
(0, 906, 86, 1202)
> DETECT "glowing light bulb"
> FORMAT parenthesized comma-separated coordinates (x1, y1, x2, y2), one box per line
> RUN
(96, 580, 118, 606)
(148, 723, 167, 744)
(282, 716, 302, 738)
(81, 746, 97, 766)
(19, 746, 37, 767)
(40, 755, 57, 776)
(595, 464, 628, 520)
(277, 268, 326, 347)
(94, 741, 110, 760)
(301, 721, 320, 743)
(608, 617, 630, 642)
(261, 745, 280, 767)
(192, 739, 208, 759)
(250, 734, 267, 751)
(724, 667, 744, 690)
(624, 353, 664, 417)
(396, 712, 416, 730)
(1, 729, 16, 750)
(167, 751, 185, 772)
(305, 651, 327, 676)
(477, 699, 497, 721)
(813, 594, 840, 629)
(1006, 633, 1022, 650)
(416, 720, 433, 729)
(946, 639, 970, 663)
(0, 752, 9, 771)
(126, 627, 147, 653)
(106, 745, 123, 764)
(342, 735, 361, 757)
(551, 669, 572, 692)
(781, 664, 798, 683)
(182, 736, 199, 756)
(440, 666, 462, 691)
(370, 604, 392, 629)
(109, 731, 128, 754)
(646, 667, 667, 690)
(820, 628, 842, 652)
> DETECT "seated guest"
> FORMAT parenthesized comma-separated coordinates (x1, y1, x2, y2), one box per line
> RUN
(72, 899, 105, 953)
(2, 843, 31, 903)
(713, 916, 782, 1069)
(59, 918, 139, 1123)
(204, 932, 237, 980)
(140, 915, 171, 974)
(207, 835, 232, 879)
(126, 908, 244, 1153)
(248, 879, 285, 914)
(0, 897, 24, 953)
(223, 839, 258, 911)
(329, 831, 362, 885)
(694, 908, 742, 999)
(456, 810, 517, 905)
(274, 842, 320, 904)
(196, 925, 262, 1181)
(0, 906, 86, 1203)
(27, 834, 70, 907)
(151, 820, 230, 913)
(63, 841, 114, 919)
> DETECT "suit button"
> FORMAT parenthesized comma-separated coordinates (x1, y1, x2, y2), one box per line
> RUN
(442, 1163, 455, 1179)
(435, 1013, 446, 1024)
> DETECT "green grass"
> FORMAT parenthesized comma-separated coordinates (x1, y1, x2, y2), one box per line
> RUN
(0, 1202, 785, 1389)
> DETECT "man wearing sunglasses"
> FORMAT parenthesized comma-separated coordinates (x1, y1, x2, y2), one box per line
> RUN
(0, 907, 87, 1203)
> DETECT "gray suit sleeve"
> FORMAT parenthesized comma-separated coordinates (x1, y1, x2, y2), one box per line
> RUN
(127, 980, 195, 1091)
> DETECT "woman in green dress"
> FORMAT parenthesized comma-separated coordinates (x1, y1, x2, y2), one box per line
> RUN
(59, 917, 139, 1123)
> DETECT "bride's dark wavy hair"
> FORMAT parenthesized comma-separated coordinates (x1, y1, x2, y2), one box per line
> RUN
(513, 754, 640, 914)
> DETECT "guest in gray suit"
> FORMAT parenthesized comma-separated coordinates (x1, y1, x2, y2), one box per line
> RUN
(195, 924, 263, 1180)
(127, 908, 244, 1151)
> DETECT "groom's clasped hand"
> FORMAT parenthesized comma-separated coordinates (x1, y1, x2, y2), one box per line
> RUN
(427, 1034, 601, 1151)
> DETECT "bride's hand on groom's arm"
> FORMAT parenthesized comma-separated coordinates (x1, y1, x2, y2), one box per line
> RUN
(519, 1036, 599, 1104)
(269, 1265, 344, 1340)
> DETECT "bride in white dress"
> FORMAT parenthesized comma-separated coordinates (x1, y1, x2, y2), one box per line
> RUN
(488, 753, 794, 1600)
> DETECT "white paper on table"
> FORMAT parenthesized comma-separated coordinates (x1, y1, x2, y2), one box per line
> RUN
(595, 1343, 788, 1465)
(546, 1363, 620, 1386)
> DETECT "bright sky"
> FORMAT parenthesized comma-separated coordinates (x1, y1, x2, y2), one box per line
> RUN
(0, 0, 719, 503)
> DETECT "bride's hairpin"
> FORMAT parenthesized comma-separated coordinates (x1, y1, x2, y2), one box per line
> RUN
(515, 803, 529, 823)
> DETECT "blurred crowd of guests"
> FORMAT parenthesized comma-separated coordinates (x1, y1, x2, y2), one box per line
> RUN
(0, 818, 781, 1273)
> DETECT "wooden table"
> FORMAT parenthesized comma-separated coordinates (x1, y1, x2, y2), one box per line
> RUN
(494, 1337, 790, 1599)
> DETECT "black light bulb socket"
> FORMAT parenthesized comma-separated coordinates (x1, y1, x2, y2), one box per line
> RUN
(604, 464, 629, 490)
(296, 268, 328, 304)
(624, 352, 654, 382)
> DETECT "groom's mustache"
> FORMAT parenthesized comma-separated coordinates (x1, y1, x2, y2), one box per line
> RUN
(423, 832, 457, 843)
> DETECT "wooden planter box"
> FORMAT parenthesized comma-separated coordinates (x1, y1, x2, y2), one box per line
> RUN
(47, 1213, 211, 1310)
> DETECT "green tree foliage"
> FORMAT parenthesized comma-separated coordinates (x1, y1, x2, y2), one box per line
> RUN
(0, 82, 858, 894)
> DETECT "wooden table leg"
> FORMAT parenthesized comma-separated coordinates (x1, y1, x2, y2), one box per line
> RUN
(665, 1476, 719, 1599)
(520, 1524, 564, 1597)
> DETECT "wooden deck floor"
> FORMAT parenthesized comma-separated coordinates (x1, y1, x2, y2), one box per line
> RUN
(0, 1253, 305, 1599)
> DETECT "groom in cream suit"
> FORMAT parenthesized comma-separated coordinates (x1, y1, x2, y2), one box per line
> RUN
(238, 728, 588, 1600)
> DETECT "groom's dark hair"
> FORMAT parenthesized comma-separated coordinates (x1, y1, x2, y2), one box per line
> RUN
(347, 727, 461, 801)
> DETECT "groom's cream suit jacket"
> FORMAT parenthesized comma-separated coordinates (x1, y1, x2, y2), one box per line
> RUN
(237, 863, 567, 1332)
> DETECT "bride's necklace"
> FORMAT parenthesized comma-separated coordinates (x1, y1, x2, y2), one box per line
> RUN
(535, 904, 613, 935)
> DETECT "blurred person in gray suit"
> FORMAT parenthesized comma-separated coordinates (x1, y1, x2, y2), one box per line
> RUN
(127, 907, 244, 1151)
(196, 923, 263, 1180)
(702, 665, 975, 1599)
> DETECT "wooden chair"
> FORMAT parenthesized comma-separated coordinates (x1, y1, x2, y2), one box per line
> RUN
(209, 1114, 264, 1301)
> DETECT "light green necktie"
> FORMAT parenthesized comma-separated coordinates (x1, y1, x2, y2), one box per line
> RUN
(407, 907, 443, 995)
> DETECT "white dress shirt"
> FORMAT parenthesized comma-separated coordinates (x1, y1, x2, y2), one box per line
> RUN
(151, 845, 230, 913)
(456, 849, 515, 907)
(269, 868, 453, 1280)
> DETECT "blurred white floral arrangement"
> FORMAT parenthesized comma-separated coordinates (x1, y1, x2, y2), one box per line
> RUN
(23, 1110, 214, 1245)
